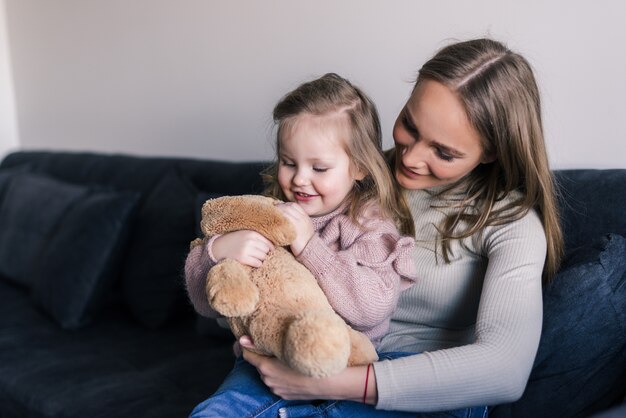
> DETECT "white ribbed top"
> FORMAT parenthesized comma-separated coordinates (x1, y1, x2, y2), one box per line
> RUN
(374, 187, 546, 412)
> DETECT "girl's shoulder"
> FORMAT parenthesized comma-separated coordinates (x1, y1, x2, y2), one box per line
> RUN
(351, 201, 403, 236)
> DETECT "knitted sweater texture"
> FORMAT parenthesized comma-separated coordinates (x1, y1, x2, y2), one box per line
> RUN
(184, 202, 417, 346)
(374, 188, 546, 412)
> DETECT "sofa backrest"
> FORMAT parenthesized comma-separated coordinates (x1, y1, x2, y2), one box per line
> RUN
(0, 150, 268, 328)
(2, 151, 625, 329)
(554, 169, 626, 255)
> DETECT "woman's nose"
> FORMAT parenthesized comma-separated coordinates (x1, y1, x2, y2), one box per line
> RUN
(403, 142, 427, 169)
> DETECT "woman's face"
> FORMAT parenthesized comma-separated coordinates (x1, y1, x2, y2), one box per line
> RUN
(392, 79, 492, 190)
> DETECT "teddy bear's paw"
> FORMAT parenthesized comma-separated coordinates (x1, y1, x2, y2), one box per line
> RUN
(206, 261, 259, 317)
(346, 328, 378, 366)
(282, 312, 351, 378)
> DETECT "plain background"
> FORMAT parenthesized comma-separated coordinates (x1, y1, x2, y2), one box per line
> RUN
(1, 0, 625, 168)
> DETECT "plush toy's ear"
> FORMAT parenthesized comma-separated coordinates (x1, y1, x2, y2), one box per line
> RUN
(200, 195, 296, 246)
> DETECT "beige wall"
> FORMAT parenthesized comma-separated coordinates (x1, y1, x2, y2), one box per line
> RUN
(0, 0, 18, 159)
(2, 0, 626, 168)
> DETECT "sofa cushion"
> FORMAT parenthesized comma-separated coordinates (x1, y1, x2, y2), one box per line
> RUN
(0, 173, 90, 287)
(0, 279, 235, 418)
(32, 187, 140, 329)
(555, 170, 626, 254)
(0, 164, 31, 204)
(0, 172, 140, 329)
(121, 168, 198, 328)
(490, 233, 626, 418)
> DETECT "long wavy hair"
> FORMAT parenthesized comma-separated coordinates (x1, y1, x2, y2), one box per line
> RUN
(263, 73, 413, 235)
(403, 38, 563, 282)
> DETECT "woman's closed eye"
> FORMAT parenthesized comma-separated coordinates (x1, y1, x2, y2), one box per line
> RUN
(402, 115, 418, 135)
(435, 148, 455, 162)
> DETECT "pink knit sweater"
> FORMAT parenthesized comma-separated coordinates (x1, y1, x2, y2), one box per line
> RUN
(184, 203, 417, 346)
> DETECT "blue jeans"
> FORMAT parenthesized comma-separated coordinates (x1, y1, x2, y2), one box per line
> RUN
(189, 352, 488, 418)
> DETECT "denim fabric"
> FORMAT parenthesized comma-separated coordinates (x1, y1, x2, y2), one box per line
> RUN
(189, 352, 488, 418)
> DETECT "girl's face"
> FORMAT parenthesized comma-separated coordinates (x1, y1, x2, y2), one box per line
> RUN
(392, 79, 492, 190)
(277, 114, 363, 217)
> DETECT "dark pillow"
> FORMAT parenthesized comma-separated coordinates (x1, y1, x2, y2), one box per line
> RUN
(490, 234, 626, 418)
(121, 168, 198, 328)
(0, 164, 31, 204)
(32, 188, 140, 329)
(0, 172, 139, 329)
(0, 173, 89, 287)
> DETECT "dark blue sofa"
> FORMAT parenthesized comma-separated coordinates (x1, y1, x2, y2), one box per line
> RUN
(0, 150, 624, 417)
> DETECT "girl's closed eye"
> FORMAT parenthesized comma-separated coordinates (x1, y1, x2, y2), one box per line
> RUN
(313, 166, 329, 173)
(280, 159, 295, 167)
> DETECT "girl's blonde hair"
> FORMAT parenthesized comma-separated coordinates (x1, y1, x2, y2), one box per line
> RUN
(263, 73, 414, 235)
(409, 38, 563, 282)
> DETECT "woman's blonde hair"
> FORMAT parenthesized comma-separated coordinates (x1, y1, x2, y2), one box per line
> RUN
(264, 73, 413, 235)
(409, 38, 563, 282)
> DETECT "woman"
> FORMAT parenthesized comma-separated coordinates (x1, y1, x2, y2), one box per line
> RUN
(240, 38, 563, 417)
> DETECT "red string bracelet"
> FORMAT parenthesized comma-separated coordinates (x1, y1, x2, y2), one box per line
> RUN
(362, 363, 371, 403)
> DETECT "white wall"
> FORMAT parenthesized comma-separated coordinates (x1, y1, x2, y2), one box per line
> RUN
(0, 0, 18, 159)
(4, 0, 626, 168)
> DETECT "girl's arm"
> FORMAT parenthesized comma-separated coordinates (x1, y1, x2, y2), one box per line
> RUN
(297, 216, 417, 331)
(184, 230, 274, 318)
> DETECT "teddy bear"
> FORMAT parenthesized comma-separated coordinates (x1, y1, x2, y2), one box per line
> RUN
(193, 194, 378, 378)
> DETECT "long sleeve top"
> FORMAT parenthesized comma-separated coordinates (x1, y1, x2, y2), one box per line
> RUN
(185, 202, 417, 346)
(374, 187, 546, 412)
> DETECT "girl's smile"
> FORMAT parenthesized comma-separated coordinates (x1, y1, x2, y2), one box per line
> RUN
(277, 113, 363, 217)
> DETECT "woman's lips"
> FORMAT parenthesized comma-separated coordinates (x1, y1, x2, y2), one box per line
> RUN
(399, 163, 420, 179)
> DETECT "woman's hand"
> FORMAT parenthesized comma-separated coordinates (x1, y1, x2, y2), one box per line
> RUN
(211, 230, 274, 268)
(240, 336, 377, 403)
(275, 203, 314, 256)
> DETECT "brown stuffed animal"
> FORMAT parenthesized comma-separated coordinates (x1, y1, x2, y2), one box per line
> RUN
(195, 195, 378, 377)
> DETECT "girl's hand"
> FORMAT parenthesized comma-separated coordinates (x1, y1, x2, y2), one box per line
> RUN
(240, 336, 377, 403)
(211, 230, 274, 268)
(275, 203, 314, 256)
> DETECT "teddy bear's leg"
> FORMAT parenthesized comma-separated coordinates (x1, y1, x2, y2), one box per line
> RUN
(282, 312, 351, 378)
(346, 327, 379, 366)
(206, 259, 259, 317)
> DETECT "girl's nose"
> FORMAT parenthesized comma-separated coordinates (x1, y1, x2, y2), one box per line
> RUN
(293, 170, 309, 186)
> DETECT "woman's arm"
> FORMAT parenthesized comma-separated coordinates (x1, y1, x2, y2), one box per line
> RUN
(241, 210, 547, 412)
(240, 337, 378, 404)
(374, 210, 547, 412)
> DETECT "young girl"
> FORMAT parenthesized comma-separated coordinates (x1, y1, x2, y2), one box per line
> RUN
(185, 73, 418, 416)
(239, 38, 564, 417)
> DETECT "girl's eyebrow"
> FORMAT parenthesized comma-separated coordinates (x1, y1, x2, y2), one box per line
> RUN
(404, 107, 467, 158)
